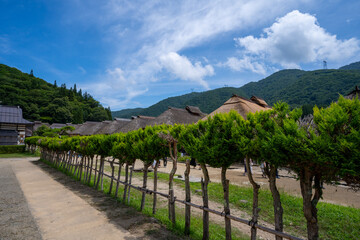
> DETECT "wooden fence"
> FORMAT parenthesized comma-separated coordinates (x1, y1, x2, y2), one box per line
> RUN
(40, 149, 303, 240)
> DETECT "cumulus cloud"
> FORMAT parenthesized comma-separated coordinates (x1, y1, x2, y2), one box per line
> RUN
(235, 10, 360, 68)
(81, 67, 148, 109)
(222, 57, 267, 75)
(160, 52, 213, 89)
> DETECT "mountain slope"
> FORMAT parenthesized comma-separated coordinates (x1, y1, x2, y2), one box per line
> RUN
(112, 87, 248, 118)
(240, 69, 360, 107)
(113, 67, 360, 118)
(0, 64, 112, 123)
(339, 61, 360, 70)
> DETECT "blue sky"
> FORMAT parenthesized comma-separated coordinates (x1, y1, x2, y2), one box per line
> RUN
(1, 0, 360, 111)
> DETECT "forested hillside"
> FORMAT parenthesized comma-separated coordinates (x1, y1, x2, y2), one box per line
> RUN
(113, 65, 360, 118)
(112, 87, 248, 118)
(339, 61, 360, 70)
(0, 64, 112, 123)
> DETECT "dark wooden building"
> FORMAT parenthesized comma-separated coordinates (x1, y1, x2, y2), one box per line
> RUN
(0, 105, 33, 145)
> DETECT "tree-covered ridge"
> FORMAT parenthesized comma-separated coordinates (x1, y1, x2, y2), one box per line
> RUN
(112, 87, 249, 118)
(0, 64, 112, 123)
(113, 66, 360, 118)
(339, 61, 360, 70)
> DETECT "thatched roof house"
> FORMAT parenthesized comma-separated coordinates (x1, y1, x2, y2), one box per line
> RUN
(150, 106, 206, 126)
(96, 119, 131, 135)
(202, 95, 271, 120)
(119, 115, 155, 133)
(69, 121, 109, 136)
(345, 86, 360, 100)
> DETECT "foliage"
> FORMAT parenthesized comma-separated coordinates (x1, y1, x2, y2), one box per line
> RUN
(0, 64, 112, 123)
(0, 145, 25, 154)
(34, 125, 75, 137)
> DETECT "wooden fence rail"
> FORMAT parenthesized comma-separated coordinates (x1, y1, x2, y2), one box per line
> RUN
(42, 150, 303, 240)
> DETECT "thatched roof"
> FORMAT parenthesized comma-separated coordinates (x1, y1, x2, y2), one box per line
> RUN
(150, 106, 206, 126)
(96, 119, 131, 135)
(202, 94, 271, 120)
(119, 116, 155, 133)
(69, 121, 109, 136)
(345, 86, 360, 100)
(33, 121, 50, 132)
(50, 123, 67, 129)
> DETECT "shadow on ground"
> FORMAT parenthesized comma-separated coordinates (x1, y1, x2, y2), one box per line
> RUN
(31, 160, 186, 240)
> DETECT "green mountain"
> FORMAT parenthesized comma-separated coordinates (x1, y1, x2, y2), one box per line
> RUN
(113, 63, 360, 118)
(112, 87, 248, 118)
(0, 64, 112, 123)
(339, 61, 360, 70)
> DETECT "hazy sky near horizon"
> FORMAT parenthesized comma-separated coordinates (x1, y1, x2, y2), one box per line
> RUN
(1, 0, 360, 110)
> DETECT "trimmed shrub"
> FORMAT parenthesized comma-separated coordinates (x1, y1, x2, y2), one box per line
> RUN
(0, 145, 26, 154)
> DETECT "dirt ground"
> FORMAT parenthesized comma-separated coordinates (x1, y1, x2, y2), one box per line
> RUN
(132, 160, 360, 208)
(0, 158, 185, 240)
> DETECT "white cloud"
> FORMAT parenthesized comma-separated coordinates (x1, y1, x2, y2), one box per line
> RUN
(160, 52, 214, 89)
(235, 10, 360, 68)
(222, 57, 267, 75)
(81, 67, 148, 109)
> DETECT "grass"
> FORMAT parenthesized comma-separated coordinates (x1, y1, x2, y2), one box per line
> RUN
(42, 159, 249, 240)
(108, 165, 360, 240)
(0, 151, 40, 158)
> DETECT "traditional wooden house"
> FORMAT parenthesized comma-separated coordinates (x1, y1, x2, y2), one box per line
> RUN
(119, 115, 155, 133)
(69, 121, 108, 136)
(202, 95, 271, 120)
(149, 106, 206, 126)
(96, 119, 131, 135)
(0, 105, 33, 145)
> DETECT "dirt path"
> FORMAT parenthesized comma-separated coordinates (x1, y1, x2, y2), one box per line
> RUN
(0, 159, 42, 240)
(2, 158, 184, 240)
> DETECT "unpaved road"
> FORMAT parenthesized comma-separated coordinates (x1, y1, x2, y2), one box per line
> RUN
(0, 158, 183, 240)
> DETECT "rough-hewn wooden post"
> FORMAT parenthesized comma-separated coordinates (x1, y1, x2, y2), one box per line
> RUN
(127, 165, 133, 204)
(184, 159, 191, 236)
(88, 156, 93, 185)
(245, 156, 260, 240)
(168, 141, 177, 226)
(109, 158, 116, 194)
(100, 157, 105, 191)
(152, 160, 160, 214)
(96, 156, 104, 190)
(200, 163, 210, 240)
(140, 163, 151, 211)
(115, 161, 122, 198)
(122, 162, 128, 202)
(93, 156, 98, 188)
(221, 167, 231, 240)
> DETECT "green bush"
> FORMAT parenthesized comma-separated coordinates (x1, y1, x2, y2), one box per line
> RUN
(0, 145, 25, 154)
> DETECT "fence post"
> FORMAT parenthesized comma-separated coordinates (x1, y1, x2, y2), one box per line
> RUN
(184, 159, 191, 235)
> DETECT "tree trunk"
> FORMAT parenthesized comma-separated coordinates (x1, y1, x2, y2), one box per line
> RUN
(200, 163, 210, 240)
(88, 156, 94, 185)
(127, 165, 133, 204)
(221, 167, 231, 240)
(267, 165, 283, 240)
(168, 142, 177, 226)
(299, 169, 321, 240)
(109, 158, 116, 194)
(153, 160, 160, 214)
(94, 156, 98, 188)
(141, 163, 150, 211)
(123, 162, 129, 202)
(115, 162, 123, 198)
(184, 159, 191, 236)
(245, 156, 260, 240)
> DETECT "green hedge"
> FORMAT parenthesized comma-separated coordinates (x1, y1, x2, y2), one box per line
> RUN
(0, 145, 26, 154)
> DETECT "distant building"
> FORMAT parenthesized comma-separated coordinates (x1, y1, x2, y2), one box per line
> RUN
(0, 105, 33, 145)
